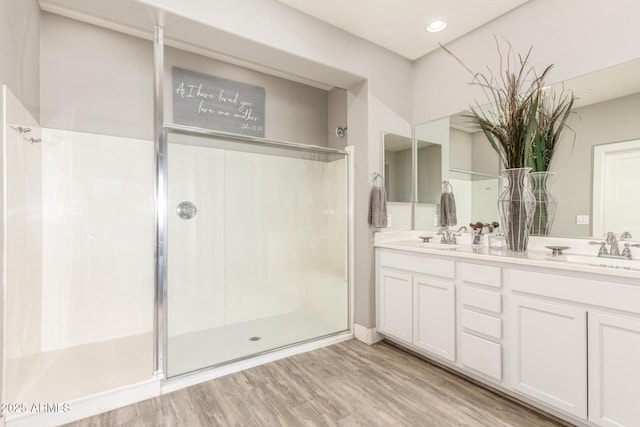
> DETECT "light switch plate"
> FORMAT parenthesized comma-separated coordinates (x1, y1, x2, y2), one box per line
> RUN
(576, 215, 590, 225)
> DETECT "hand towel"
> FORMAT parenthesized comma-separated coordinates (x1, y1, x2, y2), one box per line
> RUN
(439, 192, 457, 226)
(368, 186, 388, 228)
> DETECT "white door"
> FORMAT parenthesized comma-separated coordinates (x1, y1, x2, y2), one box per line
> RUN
(377, 268, 412, 342)
(510, 296, 587, 419)
(589, 312, 640, 427)
(413, 275, 455, 361)
(593, 140, 640, 237)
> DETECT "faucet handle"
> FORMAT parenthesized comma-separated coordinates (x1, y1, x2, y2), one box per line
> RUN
(419, 236, 433, 243)
(589, 241, 608, 256)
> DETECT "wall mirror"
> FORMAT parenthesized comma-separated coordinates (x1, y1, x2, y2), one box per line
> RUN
(382, 133, 412, 203)
(382, 132, 413, 230)
(414, 114, 501, 231)
(382, 131, 445, 230)
(415, 57, 640, 238)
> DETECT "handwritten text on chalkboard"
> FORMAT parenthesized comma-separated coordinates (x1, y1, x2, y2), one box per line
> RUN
(172, 67, 265, 137)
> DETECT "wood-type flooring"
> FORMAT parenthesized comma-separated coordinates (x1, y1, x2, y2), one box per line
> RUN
(65, 339, 566, 426)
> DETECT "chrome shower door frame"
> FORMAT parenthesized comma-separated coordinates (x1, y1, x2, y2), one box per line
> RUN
(154, 26, 353, 379)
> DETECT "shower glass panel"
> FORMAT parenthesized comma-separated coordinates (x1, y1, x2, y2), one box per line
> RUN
(165, 131, 349, 377)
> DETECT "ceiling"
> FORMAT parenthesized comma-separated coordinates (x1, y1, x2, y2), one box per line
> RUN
(277, 0, 530, 60)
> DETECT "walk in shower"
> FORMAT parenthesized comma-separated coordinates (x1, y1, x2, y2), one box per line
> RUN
(160, 127, 350, 377)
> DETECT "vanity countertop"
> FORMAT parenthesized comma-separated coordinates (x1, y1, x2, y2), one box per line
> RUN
(375, 238, 640, 280)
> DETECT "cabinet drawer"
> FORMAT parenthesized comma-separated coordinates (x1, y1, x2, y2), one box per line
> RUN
(461, 332, 502, 381)
(377, 250, 455, 278)
(460, 263, 501, 288)
(461, 309, 502, 339)
(462, 285, 502, 314)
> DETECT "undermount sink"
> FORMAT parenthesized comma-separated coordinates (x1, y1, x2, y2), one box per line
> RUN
(419, 241, 462, 250)
(389, 240, 462, 250)
(546, 254, 640, 271)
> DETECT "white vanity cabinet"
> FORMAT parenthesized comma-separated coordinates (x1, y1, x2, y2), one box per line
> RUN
(588, 312, 640, 427)
(458, 262, 504, 382)
(375, 249, 456, 361)
(413, 274, 455, 360)
(509, 295, 588, 419)
(507, 267, 640, 426)
(377, 268, 413, 342)
(375, 244, 640, 427)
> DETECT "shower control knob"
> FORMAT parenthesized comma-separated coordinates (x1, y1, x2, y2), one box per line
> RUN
(176, 201, 197, 220)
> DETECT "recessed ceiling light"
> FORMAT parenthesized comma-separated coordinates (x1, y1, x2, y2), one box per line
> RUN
(426, 19, 447, 33)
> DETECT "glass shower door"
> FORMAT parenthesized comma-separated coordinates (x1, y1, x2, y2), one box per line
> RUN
(165, 131, 349, 377)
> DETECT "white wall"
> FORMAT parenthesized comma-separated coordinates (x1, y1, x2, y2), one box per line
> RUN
(40, 13, 154, 140)
(413, 0, 640, 124)
(0, 0, 40, 120)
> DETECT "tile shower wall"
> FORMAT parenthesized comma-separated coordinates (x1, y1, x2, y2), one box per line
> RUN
(41, 128, 155, 351)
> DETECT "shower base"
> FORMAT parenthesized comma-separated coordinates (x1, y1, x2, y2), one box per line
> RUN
(167, 310, 346, 377)
(4, 332, 153, 406)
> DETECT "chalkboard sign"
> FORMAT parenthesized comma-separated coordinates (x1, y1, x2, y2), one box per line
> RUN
(172, 67, 265, 137)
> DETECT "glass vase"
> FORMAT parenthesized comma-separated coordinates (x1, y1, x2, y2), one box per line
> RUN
(498, 168, 536, 252)
(529, 171, 557, 236)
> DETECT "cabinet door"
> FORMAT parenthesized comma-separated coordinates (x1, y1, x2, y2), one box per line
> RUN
(589, 312, 640, 427)
(510, 296, 587, 419)
(413, 275, 455, 361)
(377, 268, 412, 342)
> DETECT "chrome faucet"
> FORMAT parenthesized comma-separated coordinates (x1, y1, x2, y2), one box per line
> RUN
(606, 232, 620, 256)
(590, 231, 640, 260)
(437, 227, 460, 244)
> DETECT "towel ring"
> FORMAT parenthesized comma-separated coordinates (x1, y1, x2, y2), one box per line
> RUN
(372, 172, 386, 186)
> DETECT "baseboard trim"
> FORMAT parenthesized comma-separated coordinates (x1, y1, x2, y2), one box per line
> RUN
(353, 323, 383, 345)
(5, 379, 160, 427)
